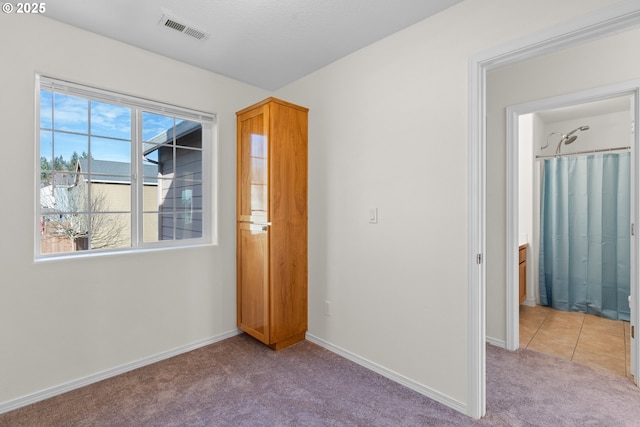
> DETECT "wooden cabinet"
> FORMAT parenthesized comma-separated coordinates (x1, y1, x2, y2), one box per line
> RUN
(519, 244, 527, 305)
(236, 97, 308, 350)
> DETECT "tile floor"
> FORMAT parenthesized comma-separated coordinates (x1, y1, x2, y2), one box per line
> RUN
(519, 304, 632, 379)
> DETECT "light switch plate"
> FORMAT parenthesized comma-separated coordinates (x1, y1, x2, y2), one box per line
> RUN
(369, 207, 378, 224)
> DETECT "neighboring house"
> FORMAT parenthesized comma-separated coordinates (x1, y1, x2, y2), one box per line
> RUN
(75, 158, 160, 246)
(40, 172, 79, 253)
(40, 159, 159, 253)
(145, 120, 203, 241)
(40, 120, 202, 254)
(40, 172, 76, 211)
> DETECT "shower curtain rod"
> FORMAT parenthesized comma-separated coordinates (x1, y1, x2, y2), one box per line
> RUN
(536, 146, 631, 160)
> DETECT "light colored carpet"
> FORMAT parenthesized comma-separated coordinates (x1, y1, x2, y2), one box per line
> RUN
(1, 334, 639, 426)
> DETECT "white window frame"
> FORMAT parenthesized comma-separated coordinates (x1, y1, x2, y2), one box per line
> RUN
(36, 75, 216, 259)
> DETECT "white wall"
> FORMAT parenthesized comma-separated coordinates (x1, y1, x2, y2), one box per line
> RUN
(540, 110, 631, 156)
(0, 14, 268, 407)
(518, 114, 536, 305)
(518, 114, 533, 248)
(487, 23, 640, 343)
(530, 113, 546, 304)
(277, 0, 621, 411)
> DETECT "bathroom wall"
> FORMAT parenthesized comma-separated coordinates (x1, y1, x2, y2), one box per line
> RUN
(518, 113, 536, 305)
(539, 110, 631, 157)
(487, 23, 640, 344)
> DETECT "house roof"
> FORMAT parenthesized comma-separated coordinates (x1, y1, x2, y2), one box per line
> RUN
(143, 120, 202, 156)
(77, 159, 158, 185)
(40, 172, 81, 210)
(148, 119, 201, 145)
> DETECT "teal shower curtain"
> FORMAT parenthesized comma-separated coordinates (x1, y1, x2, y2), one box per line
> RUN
(538, 153, 630, 321)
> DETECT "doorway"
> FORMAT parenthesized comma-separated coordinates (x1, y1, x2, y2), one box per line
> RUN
(513, 94, 635, 379)
(468, 2, 640, 419)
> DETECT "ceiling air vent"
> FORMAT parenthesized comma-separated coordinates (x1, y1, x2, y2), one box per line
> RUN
(159, 13, 209, 40)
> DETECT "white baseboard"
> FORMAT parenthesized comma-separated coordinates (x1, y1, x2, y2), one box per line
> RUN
(485, 336, 506, 349)
(0, 329, 241, 415)
(305, 333, 467, 415)
(3, 331, 476, 417)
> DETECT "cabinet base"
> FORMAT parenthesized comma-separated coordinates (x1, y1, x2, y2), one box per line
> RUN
(240, 328, 307, 351)
(268, 331, 306, 351)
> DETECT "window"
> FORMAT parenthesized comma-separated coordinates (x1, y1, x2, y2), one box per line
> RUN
(37, 76, 215, 258)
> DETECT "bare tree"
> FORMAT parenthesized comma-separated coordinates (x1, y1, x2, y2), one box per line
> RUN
(45, 181, 129, 251)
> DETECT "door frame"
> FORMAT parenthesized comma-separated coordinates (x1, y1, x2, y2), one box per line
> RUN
(467, 1, 640, 419)
(505, 83, 640, 362)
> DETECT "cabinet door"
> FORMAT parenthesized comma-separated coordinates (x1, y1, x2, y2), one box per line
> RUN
(237, 106, 269, 223)
(237, 223, 270, 343)
(237, 104, 271, 343)
(268, 102, 308, 343)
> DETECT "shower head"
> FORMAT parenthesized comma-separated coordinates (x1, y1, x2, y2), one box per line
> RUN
(564, 125, 590, 139)
(553, 125, 590, 155)
(564, 135, 578, 145)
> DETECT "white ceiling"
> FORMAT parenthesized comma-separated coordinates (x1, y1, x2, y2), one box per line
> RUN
(44, 0, 462, 91)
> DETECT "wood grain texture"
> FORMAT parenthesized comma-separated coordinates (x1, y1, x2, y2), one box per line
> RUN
(237, 224, 269, 343)
(236, 98, 308, 350)
(518, 245, 526, 305)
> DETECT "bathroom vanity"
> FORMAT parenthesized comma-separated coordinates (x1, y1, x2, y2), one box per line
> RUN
(519, 244, 527, 305)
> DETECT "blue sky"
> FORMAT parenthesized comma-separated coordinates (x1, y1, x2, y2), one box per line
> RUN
(40, 91, 185, 166)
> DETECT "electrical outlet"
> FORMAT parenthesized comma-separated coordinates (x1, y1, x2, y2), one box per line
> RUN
(324, 301, 332, 316)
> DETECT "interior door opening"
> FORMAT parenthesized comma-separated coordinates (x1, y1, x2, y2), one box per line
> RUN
(506, 86, 639, 383)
